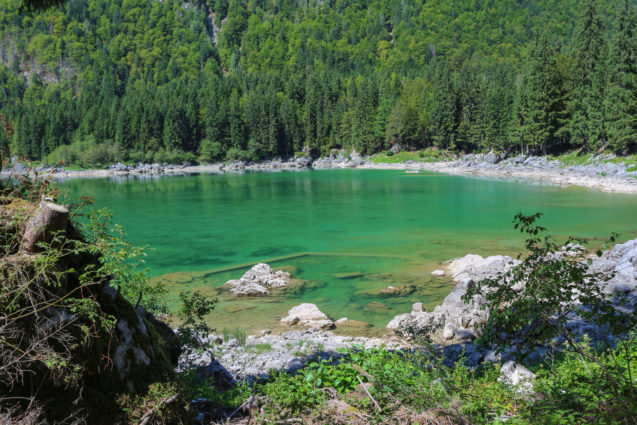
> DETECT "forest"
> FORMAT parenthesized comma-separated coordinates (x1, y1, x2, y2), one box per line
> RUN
(0, 0, 636, 165)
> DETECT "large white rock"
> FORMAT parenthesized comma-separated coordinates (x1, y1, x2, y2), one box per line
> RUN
(447, 254, 520, 282)
(431, 269, 445, 277)
(281, 303, 334, 329)
(225, 263, 292, 296)
(225, 279, 268, 296)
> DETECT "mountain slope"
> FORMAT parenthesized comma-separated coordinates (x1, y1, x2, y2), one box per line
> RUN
(0, 0, 635, 163)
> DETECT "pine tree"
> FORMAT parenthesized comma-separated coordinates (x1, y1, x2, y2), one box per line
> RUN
(509, 73, 529, 154)
(605, 0, 637, 152)
(568, 0, 606, 151)
(525, 35, 568, 154)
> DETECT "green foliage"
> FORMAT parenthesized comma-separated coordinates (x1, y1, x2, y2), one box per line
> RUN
(465, 213, 637, 420)
(2, 0, 636, 166)
(177, 367, 250, 406)
(46, 137, 123, 168)
(222, 327, 246, 346)
(568, 0, 607, 151)
(175, 290, 217, 365)
(605, 0, 637, 153)
(255, 348, 522, 423)
(80, 206, 167, 313)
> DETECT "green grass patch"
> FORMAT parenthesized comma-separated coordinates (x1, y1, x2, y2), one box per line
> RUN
(368, 148, 452, 164)
(549, 151, 637, 169)
(222, 328, 246, 346)
(249, 343, 272, 354)
(548, 150, 594, 166)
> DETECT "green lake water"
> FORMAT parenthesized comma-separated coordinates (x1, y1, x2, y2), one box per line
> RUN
(60, 169, 637, 333)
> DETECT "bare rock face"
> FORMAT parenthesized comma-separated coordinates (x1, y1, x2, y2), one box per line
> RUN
(447, 254, 520, 282)
(281, 303, 334, 329)
(225, 263, 292, 296)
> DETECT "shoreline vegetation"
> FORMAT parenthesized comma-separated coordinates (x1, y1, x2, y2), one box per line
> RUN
(4, 150, 637, 194)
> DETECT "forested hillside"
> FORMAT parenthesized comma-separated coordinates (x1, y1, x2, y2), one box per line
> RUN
(1, 0, 636, 165)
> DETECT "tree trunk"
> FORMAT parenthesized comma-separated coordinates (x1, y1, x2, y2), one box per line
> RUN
(21, 201, 70, 253)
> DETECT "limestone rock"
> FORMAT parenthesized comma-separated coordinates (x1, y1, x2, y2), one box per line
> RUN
(412, 302, 424, 313)
(225, 263, 292, 296)
(225, 279, 268, 296)
(498, 361, 536, 395)
(431, 269, 445, 277)
(484, 150, 500, 164)
(442, 324, 456, 340)
(380, 284, 415, 296)
(334, 318, 371, 328)
(280, 303, 333, 329)
(447, 254, 520, 282)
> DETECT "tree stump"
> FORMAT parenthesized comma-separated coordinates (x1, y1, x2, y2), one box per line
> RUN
(21, 201, 70, 253)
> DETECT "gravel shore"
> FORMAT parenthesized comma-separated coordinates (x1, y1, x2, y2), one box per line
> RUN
(4, 152, 636, 194)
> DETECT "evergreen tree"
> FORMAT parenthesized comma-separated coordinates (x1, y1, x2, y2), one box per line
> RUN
(568, 0, 606, 151)
(524, 35, 568, 154)
(604, 0, 637, 152)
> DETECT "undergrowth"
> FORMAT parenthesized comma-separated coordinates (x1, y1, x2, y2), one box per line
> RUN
(368, 148, 453, 163)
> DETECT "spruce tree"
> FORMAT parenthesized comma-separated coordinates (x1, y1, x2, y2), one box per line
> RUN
(524, 35, 568, 154)
(568, 0, 606, 151)
(605, 0, 637, 153)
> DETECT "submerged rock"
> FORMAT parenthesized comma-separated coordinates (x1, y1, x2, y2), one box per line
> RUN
(379, 284, 415, 296)
(225, 263, 292, 296)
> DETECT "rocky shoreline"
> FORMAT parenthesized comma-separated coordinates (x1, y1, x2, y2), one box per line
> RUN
(3, 151, 637, 194)
(185, 238, 636, 382)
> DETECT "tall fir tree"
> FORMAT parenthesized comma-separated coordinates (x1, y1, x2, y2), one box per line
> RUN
(604, 0, 637, 152)
(568, 0, 606, 151)
(524, 35, 568, 154)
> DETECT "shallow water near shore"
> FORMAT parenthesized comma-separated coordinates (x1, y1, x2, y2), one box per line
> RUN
(61, 169, 637, 332)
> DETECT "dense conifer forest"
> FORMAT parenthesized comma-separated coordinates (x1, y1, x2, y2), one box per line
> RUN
(1, 0, 636, 165)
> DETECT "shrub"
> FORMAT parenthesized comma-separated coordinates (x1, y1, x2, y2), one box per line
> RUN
(465, 213, 637, 421)
(198, 139, 224, 163)
(225, 147, 252, 162)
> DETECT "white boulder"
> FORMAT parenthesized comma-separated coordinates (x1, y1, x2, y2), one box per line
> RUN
(225, 263, 291, 296)
(281, 303, 334, 329)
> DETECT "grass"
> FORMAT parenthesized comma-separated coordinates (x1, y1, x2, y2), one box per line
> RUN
(251, 343, 272, 354)
(368, 148, 453, 164)
(222, 328, 246, 346)
(549, 151, 637, 169)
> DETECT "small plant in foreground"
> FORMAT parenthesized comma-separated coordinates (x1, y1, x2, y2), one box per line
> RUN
(175, 290, 217, 363)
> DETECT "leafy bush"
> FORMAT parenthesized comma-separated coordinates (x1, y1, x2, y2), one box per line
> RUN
(465, 213, 637, 422)
(198, 139, 224, 163)
(46, 137, 124, 167)
(225, 147, 253, 162)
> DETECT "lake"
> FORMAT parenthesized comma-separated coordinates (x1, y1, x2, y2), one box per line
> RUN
(61, 169, 637, 333)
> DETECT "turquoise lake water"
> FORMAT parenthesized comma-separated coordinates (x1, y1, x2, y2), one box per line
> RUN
(60, 169, 637, 332)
